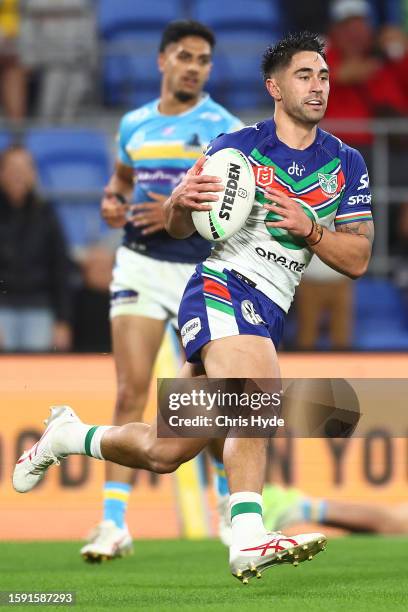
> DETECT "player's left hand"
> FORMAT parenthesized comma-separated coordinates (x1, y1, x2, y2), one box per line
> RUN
(264, 188, 313, 237)
(130, 192, 167, 235)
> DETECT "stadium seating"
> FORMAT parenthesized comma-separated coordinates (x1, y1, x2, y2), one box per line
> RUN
(0, 131, 13, 151)
(98, 0, 183, 38)
(25, 128, 112, 250)
(98, 0, 183, 106)
(190, 0, 282, 109)
(190, 0, 283, 35)
(353, 278, 408, 349)
(213, 32, 276, 109)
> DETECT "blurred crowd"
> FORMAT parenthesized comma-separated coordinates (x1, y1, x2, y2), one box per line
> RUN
(0, 0, 408, 352)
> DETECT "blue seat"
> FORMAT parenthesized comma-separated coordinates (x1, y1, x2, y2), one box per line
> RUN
(102, 31, 160, 107)
(191, 0, 283, 35)
(98, 0, 183, 106)
(0, 131, 13, 151)
(213, 32, 276, 110)
(98, 0, 182, 38)
(25, 129, 112, 249)
(353, 278, 408, 349)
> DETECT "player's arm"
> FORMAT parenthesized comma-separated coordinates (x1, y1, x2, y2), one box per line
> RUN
(101, 161, 135, 228)
(264, 188, 373, 279)
(306, 218, 374, 278)
(163, 156, 224, 239)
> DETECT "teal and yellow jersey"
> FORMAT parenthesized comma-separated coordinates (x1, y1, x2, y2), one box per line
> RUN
(117, 94, 243, 263)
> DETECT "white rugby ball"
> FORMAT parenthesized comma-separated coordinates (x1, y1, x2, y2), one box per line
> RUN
(192, 147, 255, 241)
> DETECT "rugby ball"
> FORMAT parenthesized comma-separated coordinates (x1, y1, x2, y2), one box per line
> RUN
(192, 148, 255, 241)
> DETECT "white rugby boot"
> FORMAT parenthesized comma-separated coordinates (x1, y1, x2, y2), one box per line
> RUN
(80, 520, 133, 562)
(230, 530, 327, 584)
(13, 406, 81, 493)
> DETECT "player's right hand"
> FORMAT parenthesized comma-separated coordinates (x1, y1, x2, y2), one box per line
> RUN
(168, 156, 224, 212)
(101, 188, 130, 228)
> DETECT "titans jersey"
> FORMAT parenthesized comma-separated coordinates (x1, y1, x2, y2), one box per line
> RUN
(117, 95, 242, 263)
(205, 119, 373, 312)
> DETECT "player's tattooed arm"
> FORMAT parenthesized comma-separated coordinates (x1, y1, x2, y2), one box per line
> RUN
(336, 220, 375, 245)
(309, 219, 374, 279)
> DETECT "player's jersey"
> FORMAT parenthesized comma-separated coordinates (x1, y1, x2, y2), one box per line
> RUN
(205, 119, 373, 312)
(118, 94, 243, 263)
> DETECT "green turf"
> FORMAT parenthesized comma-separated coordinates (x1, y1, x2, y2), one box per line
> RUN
(0, 537, 406, 612)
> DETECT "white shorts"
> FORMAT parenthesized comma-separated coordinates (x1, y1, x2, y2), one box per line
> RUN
(109, 246, 195, 328)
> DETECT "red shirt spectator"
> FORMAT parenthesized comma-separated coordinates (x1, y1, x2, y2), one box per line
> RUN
(325, 1, 408, 145)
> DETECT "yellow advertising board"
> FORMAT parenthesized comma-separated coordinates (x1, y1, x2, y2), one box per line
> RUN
(1, 349, 407, 540)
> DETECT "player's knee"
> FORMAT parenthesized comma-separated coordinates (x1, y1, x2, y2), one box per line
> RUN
(115, 381, 148, 418)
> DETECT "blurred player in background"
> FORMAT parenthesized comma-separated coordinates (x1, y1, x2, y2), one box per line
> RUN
(263, 484, 408, 535)
(14, 32, 375, 583)
(80, 20, 242, 561)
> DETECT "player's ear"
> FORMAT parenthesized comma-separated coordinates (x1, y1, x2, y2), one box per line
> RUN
(265, 78, 282, 102)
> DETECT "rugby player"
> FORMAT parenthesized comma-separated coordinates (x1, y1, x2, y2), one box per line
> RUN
(80, 20, 242, 560)
(14, 32, 374, 583)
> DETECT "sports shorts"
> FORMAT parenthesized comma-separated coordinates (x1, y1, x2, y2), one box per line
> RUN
(110, 246, 195, 328)
(178, 263, 286, 363)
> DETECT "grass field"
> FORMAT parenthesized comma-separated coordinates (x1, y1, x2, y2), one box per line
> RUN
(0, 537, 406, 612)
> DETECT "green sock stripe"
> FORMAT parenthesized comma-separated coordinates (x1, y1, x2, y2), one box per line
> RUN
(84, 426, 99, 457)
(231, 501, 262, 520)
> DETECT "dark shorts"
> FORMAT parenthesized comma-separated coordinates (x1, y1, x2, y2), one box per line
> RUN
(178, 263, 286, 363)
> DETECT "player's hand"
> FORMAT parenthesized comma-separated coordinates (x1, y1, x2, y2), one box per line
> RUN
(101, 188, 130, 228)
(264, 188, 313, 237)
(168, 156, 224, 212)
(130, 192, 167, 235)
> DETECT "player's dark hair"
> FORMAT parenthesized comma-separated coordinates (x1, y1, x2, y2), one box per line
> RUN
(159, 19, 216, 52)
(261, 32, 326, 81)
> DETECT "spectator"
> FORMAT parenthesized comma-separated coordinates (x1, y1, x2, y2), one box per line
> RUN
(19, 0, 97, 121)
(0, 145, 72, 351)
(324, 0, 408, 153)
(0, 0, 27, 122)
(295, 257, 353, 350)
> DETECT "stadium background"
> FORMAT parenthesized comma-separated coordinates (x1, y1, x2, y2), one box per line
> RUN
(1, 0, 408, 541)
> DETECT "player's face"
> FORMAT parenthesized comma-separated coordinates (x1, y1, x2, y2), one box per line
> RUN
(270, 51, 330, 125)
(158, 36, 212, 102)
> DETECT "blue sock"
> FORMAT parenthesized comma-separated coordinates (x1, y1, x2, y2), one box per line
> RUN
(213, 459, 229, 497)
(103, 481, 132, 529)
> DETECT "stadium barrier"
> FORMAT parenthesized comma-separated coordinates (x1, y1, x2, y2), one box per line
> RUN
(1, 346, 407, 540)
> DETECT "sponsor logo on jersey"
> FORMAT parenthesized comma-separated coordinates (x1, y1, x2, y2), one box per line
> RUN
(185, 133, 203, 151)
(254, 165, 274, 188)
(255, 247, 306, 273)
(288, 161, 305, 176)
(181, 317, 202, 347)
(348, 194, 372, 205)
(357, 173, 369, 190)
(318, 172, 338, 195)
(219, 162, 241, 220)
(241, 300, 265, 325)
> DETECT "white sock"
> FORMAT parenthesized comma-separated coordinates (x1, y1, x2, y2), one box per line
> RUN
(52, 423, 112, 459)
(230, 491, 266, 548)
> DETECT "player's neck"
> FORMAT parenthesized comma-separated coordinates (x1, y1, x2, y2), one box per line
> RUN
(158, 90, 201, 116)
(274, 112, 318, 150)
